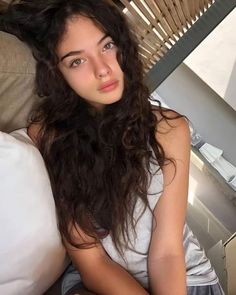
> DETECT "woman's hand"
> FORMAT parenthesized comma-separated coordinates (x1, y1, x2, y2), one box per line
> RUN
(66, 224, 149, 295)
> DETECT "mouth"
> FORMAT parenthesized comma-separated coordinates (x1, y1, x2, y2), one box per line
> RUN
(98, 80, 119, 93)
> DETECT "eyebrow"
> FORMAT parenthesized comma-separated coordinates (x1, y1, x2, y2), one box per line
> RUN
(60, 34, 110, 62)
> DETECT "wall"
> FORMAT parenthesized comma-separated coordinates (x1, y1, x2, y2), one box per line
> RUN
(184, 8, 236, 111)
(153, 63, 236, 166)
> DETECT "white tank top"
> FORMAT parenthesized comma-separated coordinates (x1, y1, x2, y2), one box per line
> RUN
(101, 162, 218, 289)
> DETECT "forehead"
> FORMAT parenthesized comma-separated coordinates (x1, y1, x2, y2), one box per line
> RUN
(57, 15, 105, 52)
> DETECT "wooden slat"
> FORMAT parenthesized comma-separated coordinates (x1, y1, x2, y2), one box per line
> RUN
(142, 39, 167, 58)
(172, 0, 188, 28)
(138, 45, 159, 63)
(120, 0, 168, 49)
(112, 0, 218, 71)
(132, 24, 167, 54)
(138, 45, 153, 59)
(193, 0, 198, 17)
(133, 25, 164, 51)
(145, 0, 176, 40)
(130, 18, 168, 55)
(144, 40, 166, 56)
(144, 0, 176, 43)
(199, 0, 206, 12)
(133, 0, 171, 44)
(139, 54, 150, 71)
(163, 0, 183, 32)
(135, 31, 166, 60)
(154, 0, 180, 36)
(189, 0, 196, 20)
(204, 0, 209, 9)
(180, 0, 192, 24)
(152, 53, 161, 61)
(195, 0, 201, 17)
(142, 33, 167, 54)
(141, 54, 157, 65)
(144, 59, 154, 70)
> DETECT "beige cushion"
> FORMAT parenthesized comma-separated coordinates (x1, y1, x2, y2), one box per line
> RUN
(0, 0, 8, 8)
(0, 31, 38, 132)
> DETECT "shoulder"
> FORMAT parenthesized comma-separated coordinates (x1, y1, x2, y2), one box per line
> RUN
(153, 108, 191, 158)
(153, 108, 190, 138)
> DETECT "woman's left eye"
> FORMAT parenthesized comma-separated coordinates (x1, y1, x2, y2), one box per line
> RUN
(103, 41, 115, 51)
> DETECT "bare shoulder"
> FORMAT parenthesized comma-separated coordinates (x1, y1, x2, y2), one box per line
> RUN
(27, 123, 42, 146)
(153, 109, 190, 158)
(154, 108, 189, 136)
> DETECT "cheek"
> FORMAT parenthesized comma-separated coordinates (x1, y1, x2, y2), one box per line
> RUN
(60, 69, 92, 94)
(68, 78, 89, 97)
(108, 53, 122, 71)
(116, 60, 124, 77)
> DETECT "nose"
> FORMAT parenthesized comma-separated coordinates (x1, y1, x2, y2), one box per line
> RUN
(93, 57, 111, 79)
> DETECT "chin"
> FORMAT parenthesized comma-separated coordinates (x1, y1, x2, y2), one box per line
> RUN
(108, 95, 123, 105)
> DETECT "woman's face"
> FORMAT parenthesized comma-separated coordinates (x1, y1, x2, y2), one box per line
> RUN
(57, 15, 124, 110)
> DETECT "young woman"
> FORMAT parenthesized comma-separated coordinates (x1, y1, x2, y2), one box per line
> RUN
(1, 1, 224, 295)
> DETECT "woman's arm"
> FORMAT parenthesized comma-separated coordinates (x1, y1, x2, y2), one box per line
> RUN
(28, 124, 148, 295)
(66, 224, 149, 295)
(148, 112, 191, 295)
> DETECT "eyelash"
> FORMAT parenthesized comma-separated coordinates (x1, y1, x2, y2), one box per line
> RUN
(69, 40, 116, 68)
(70, 58, 84, 68)
(103, 41, 116, 51)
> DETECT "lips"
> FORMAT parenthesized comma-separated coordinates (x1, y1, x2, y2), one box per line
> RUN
(98, 80, 119, 92)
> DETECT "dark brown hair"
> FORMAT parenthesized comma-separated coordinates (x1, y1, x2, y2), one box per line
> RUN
(1, 0, 178, 253)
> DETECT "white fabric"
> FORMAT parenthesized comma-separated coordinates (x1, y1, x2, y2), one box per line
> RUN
(101, 162, 218, 289)
(0, 128, 67, 295)
(101, 164, 163, 288)
(200, 143, 236, 188)
(199, 143, 223, 163)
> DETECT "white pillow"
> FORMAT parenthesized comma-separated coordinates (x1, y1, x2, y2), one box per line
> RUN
(0, 128, 68, 295)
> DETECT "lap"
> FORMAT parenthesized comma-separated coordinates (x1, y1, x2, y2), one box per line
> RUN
(62, 264, 225, 295)
(187, 283, 225, 295)
(64, 283, 95, 295)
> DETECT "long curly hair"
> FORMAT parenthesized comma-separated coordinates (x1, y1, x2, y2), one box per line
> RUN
(1, 0, 178, 252)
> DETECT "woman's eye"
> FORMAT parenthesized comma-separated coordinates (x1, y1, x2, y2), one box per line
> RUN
(103, 41, 115, 51)
(70, 58, 85, 68)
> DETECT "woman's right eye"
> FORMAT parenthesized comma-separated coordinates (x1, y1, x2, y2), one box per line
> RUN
(70, 58, 85, 68)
